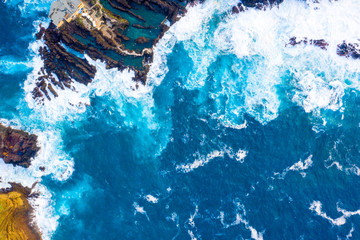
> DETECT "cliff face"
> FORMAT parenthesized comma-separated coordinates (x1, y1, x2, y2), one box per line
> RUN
(0, 184, 41, 240)
(0, 124, 39, 168)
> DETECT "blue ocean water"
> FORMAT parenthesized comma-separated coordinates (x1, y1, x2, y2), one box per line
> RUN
(1, 0, 360, 239)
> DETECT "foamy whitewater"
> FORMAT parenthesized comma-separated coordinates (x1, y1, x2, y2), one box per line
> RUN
(1, 0, 360, 239)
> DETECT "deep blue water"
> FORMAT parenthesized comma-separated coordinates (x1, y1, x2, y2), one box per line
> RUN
(1, 0, 360, 239)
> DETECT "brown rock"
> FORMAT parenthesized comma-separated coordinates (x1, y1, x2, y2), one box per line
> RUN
(0, 124, 39, 168)
(135, 36, 150, 44)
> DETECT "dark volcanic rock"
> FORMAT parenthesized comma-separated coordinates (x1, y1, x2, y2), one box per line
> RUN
(286, 37, 329, 50)
(337, 42, 360, 59)
(231, 0, 283, 12)
(34, 22, 97, 101)
(0, 124, 40, 168)
(241, 0, 283, 8)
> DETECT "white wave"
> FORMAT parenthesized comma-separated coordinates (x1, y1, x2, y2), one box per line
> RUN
(133, 202, 150, 221)
(346, 226, 355, 239)
(176, 150, 225, 173)
(219, 201, 263, 240)
(186, 205, 199, 240)
(310, 201, 360, 226)
(220, 119, 248, 130)
(289, 155, 313, 172)
(24, 44, 162, 130)
(145, 194, 159, 204)
(292, 72, 344, 113)
(177, 146, 249, 173)
(149, 0, 360, 124)
(275, 155, 313, 178)
(235, 149, 248, 163)
(29, 184, 59, 240)
(148, 0, 238, 88)
(326, 161, 344, 171)
(325, 159, 360, 177)
(133, 202, 146, 214)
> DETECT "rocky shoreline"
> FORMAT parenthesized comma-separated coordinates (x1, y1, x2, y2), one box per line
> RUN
(33, 0, 199, 101)
(31, 0, 295, 102)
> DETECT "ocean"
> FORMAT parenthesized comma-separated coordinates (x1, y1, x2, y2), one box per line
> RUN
(1, 0, 360, 239)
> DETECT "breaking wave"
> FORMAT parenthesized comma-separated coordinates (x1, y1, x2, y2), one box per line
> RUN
(150, 0, 360, 125)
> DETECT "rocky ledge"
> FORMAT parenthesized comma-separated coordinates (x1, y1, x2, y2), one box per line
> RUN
(0, 184, 41, 240)
(34, 0, 199, 102)
(0, 124, 39, 168)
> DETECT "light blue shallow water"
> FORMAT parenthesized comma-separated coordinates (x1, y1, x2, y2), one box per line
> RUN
(1, 0, 360, 239)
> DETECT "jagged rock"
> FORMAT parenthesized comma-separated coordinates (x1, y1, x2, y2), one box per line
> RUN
(0, 124, 39, 168)
(337, 42, 360, 59)
(241, 0, 283, 9)
(286, 37, 329, 50)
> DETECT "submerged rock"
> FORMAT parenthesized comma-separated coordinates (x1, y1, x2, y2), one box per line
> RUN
(0, 184, 41, 240)
(0, 124, 39, 168)
(135, 36, 150, 44)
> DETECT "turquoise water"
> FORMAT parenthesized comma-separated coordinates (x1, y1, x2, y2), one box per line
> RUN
(1, 0, 360, 239)
(100, 0, 164, 51)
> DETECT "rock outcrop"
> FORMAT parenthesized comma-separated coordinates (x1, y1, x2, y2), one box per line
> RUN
(0, 124, 39, 168)
(286, 37, 360, 60)
(286, 37, 329, 50)
(34, 0, 197, 101)
(0, 184, 41, 240)
(337, 42, 360, 59)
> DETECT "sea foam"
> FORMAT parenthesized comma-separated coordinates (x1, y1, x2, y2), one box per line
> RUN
(310, 201, 360, 226)
(150, 0, 360, 125)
